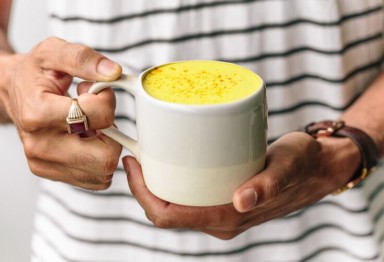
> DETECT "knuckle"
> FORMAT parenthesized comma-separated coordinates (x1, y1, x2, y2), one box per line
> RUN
(32, 36, 60, 57)
(263, 176, 281, 199)
(73, 173, 112, 191)
(102, 150, 120, 174)
(146, 212, 171, 229)
(100, 181, 113, 190)
(17, 92, 47, 132)
(19, 107, 43, 132)
(28, 161, 61, 183)
(96, 106, 115, 128)
(152, 216, 171, 229)
(144, 211, 153, 222)
(27, 160, 43, 177)
(23, 139, 40, 159)
(78, 184, 99, 191)
(73, 173, 93, 185)
(98, 174, 113, 184)
(44, 36, 61, 45)
(91, 181, 112, 191)
(73, 45, 94, 69)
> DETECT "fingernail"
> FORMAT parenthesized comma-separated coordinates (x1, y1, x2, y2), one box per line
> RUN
(97, 58, 120, 77)
(239, 188, 257, 211)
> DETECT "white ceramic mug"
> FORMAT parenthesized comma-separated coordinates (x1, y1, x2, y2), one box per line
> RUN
(89, 60, 268, 206)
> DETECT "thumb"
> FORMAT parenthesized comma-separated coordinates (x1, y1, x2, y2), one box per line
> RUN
(233, 171, 282, 213)
(122, 155, 166, 209)
(33, 37, 122, 81)
(233, 186, 258, 213)
(122, 155, 149, 197)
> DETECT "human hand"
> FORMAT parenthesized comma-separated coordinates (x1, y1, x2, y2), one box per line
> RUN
(0, 37, 123, 190)
(123, 131, 360, 239)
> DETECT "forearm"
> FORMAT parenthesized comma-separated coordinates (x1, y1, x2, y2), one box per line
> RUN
(0, 0, 13, 54)
(0, 28, 14, 55)
(0, 29, 15, 124)
(0, 0, 14, 123)
(341, 71, 384, 158)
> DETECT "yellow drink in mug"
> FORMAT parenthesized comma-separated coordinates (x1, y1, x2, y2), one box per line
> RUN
(89, 60, 268, 206)
(143, 60, 263, 105)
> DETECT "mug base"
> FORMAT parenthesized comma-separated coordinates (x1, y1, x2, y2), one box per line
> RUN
(141, 153, 265, 207)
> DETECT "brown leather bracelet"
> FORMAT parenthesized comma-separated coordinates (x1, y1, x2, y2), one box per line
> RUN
(304, 120, 379, 194)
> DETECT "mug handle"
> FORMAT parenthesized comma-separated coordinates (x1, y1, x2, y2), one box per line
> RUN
(88, 74, 140, 161)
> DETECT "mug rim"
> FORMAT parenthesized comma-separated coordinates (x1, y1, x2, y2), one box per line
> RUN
(138, 60, 266, 113)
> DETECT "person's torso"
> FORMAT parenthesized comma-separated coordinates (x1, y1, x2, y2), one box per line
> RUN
(47, 0, 384, 141)
(32, 1, 384, 262)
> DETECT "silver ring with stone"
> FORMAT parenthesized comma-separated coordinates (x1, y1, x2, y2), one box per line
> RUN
(66, 99, 88, 134)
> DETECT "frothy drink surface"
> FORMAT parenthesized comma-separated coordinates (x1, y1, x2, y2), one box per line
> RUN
(143, 61, 262, 105)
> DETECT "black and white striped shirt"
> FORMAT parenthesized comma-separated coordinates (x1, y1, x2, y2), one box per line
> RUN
(32, 1, 384, 261)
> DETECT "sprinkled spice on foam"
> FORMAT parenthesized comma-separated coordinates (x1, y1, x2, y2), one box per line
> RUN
(143, 61, 262, 105)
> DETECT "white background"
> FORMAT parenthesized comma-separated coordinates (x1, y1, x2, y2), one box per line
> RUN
(0, 0, 49, 261)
